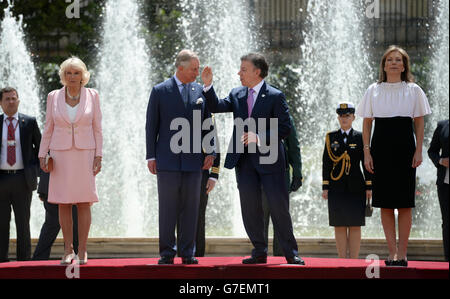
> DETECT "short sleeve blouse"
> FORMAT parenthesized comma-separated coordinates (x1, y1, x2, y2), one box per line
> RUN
(356, 81, 432, 118)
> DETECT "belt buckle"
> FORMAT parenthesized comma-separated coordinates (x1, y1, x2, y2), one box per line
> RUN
(1, 169, 18, 174)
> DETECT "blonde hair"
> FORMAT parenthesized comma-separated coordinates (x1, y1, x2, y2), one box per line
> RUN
(378, 45, 414, 83)
(59, 56, 91, 87)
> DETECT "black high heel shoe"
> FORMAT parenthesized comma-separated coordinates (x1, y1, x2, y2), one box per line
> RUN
(384, 259, 395, 266)
(393, 259, 408, 267)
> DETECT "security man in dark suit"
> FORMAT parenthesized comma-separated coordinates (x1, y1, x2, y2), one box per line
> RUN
(0, 87, 41, 262)
(428, 119, 449, 261)
(32, 170, 79, 260)
(322, 102, 372, 259)
(262, 115, 303, 256)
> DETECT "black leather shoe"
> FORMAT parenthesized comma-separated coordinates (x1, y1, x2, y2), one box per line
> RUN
(286, 256, 305, 265)
(242, 256, 267, 264)
(158, 256, 174, 265)
(393, 259, 408, 267)
(384, 259, 395, 266)
(182, 257, 199, 264)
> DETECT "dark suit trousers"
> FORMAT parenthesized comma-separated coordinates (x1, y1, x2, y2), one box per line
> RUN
(176, 170, 209, 257)
(438, 184, 449, 261)
(0, 171, 32, 262)
(236, 155, 298, 258)
(157, 171, 202, 258)
(262, 171, 290, 256)
(32, 198, 79, 260)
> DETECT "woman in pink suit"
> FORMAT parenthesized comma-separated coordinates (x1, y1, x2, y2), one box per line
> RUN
(38, 57, 102, 265)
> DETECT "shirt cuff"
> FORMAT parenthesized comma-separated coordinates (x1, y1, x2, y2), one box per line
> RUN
(203, 84, 213, 93)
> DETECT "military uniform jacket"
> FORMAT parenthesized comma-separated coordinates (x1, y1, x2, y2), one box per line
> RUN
(204, 152, 221, 180)
(322, 128, 372, 193)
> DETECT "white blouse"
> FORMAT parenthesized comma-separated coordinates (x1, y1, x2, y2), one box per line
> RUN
(356, 81, 432, 118)
(66, 103, 79, 123)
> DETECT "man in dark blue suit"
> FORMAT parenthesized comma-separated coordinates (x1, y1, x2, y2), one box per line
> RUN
(0, 87, 41, 262)
(428, 119, 449, 261)
(201, 53, 304, 265)
(146, 50, 215, 265)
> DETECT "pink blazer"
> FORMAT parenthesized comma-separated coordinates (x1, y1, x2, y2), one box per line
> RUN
(38, 87, 103, 158)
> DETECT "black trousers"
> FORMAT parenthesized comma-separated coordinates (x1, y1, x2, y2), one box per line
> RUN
(32, 197, 79, 260)
(437, 183, 449, 261)
(236, 156, 298, 258)
(0, 171, 32, 262)
(262, 171, 290, 256)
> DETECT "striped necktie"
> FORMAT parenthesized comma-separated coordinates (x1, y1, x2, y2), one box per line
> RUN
(7, 117, 16, 166)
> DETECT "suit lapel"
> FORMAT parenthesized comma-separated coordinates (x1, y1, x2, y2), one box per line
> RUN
(56, 87, 72, 125)
(187, 83, 199, 108)
(18, 113, 26, 158)
(443, 121, 449, 156)
(250, 82, 268, 118)
(237, 88, 249, 119)
(73, 87, 87, 123)
(170, 77, 186, 111)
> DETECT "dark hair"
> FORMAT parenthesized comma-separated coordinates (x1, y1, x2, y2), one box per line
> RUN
(240, 53, 269, 78)
(0, 87, 18, 101)
(378, 45, 414, 83)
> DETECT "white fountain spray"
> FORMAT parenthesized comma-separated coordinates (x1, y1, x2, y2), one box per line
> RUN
(0, 0, 44, 237)
(428, 0, 449, 125)
(413, 0, 449, 238)
(0, 0, 41, 119)
(95, 0, 154, 237)
(294, 0, 379, 237)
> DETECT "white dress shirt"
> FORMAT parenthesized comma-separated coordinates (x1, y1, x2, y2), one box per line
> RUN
(248, 80, 265, 108)
(1, 112, 24, 170)
(340, 128, 352, 144)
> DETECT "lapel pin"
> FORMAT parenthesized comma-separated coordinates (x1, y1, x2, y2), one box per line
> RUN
(261, 94, 266, 98)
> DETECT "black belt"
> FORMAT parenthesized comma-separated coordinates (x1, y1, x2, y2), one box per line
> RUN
(0, 169, 24, 174)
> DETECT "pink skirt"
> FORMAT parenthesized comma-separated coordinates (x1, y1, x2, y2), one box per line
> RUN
(48, 148, 99, 204)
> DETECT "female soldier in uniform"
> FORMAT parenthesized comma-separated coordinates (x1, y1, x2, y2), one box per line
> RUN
(322, 102, 372, 259)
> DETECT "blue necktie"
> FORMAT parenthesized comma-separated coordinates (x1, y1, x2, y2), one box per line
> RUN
(181, 83, 189, 108)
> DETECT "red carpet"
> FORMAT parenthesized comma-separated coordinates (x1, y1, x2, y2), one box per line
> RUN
(0, 257, 447, 279)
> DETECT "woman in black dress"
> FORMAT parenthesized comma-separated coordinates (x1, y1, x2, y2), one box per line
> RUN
(322, 102, 372, 259)
(357, 46, 431, 266)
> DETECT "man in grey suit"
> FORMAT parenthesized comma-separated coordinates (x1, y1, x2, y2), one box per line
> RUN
(146, 50, 215, 264)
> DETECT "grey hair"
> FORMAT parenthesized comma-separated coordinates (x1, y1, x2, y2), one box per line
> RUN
(175, 49, 199, 68)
